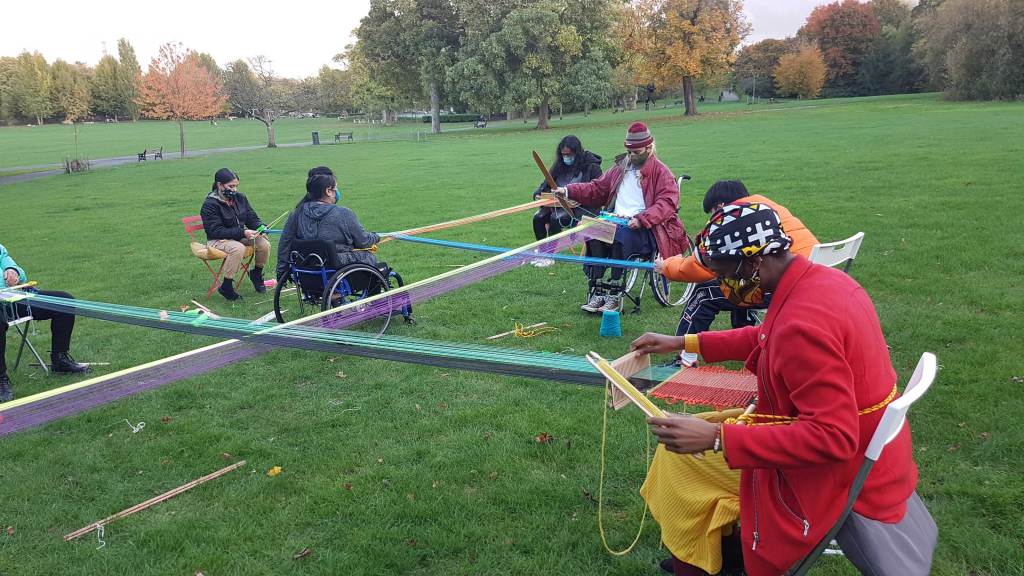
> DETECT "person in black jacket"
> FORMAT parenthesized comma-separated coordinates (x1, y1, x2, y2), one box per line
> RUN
(530, 135, 602, 266)
(200, 168, 271, 300)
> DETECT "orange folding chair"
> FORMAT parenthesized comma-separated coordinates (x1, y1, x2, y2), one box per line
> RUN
(183, 216, 255, 299)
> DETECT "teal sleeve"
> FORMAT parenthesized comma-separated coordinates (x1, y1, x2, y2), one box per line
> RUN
(0, 244, 28, 283)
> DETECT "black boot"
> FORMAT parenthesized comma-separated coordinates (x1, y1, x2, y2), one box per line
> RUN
(0, 372, 13, 403)
(50, 352, 91, 374)
(218, 278, 242, 301)
(250, 267, 266, 293)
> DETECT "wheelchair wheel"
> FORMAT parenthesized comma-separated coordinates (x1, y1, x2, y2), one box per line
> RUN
(621, 255, 647, 295)
(650, 271, 691, 307)
(388, 270, 415, 324)
(321, 264, 394, 336)
(274, 274, 316, 324)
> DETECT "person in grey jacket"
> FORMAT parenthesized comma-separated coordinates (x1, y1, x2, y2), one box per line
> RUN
(276, 166, 380, 279)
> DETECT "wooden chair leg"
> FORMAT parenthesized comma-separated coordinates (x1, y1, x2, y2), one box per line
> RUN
(206, 260, 227, 299)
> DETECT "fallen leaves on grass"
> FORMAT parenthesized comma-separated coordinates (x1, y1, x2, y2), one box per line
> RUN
(267, 466, 282, 477)
(343, 483, 353, 491)
(979, 432, 991, 441)
(947, 443, 961, 453)
(535, 432, 554, 444)
(407, 539, 417, 548)
(335, 371, 346, 379)
(6, 526, 13, 536)
(160, 416, 172, 424)
(221, 452, 233, 461)
(292, 547, 312, 560)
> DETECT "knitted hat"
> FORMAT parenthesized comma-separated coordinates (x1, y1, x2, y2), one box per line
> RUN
(624, 122, 653, 149)
(700, 202, 792, 261)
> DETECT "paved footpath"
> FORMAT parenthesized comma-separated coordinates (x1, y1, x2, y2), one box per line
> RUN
(0, 141, 313, 186)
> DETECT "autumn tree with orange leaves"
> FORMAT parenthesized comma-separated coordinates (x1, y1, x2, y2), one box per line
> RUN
(624, 0, 749, 116)
(773, 44, 827, 100)
(798, 0, 880, 95)
(138, 43, 227, 157)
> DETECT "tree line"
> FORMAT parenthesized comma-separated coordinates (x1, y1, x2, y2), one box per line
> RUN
(0, 0, 1020, 135)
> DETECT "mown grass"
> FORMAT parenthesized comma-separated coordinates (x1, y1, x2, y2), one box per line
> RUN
(0, 93, 1021, 575)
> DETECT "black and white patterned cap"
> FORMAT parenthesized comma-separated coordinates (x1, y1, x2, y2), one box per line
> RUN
(701, 202, 792, 260)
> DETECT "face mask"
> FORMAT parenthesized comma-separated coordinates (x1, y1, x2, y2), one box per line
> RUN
(719, 259, 765, 307)
(223, 188, 238, 199)
(630, 151, 650, 167)
(562, 155, 575, 166)
(334, 188, 341, 204)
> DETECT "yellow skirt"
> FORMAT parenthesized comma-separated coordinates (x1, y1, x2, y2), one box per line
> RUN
(640, 413, 742, 574)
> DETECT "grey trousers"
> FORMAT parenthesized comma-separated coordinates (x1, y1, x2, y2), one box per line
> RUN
(836, 491, 938, 576)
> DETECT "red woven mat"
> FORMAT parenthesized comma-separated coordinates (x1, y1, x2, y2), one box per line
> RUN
(650, 365, 757, 409)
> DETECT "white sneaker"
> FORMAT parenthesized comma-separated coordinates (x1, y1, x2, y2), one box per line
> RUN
(581, 293, 606, 313)
(597, 294, 622, 313)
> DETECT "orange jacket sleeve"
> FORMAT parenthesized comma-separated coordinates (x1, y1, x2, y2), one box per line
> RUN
(661, 254, 715, 283)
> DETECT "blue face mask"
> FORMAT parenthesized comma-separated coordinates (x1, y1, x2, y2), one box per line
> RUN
(334, 188, 341, 203)
(562, 155, 575, 166)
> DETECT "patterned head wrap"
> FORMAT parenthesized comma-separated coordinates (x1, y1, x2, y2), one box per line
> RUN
(698, 202, 792, 262)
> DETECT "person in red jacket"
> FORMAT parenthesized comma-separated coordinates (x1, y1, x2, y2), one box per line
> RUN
(553, 122, 688, 313)
(630, 202, 936, 576)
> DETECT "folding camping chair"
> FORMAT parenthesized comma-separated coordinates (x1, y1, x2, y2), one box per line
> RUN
(2, 298, 49, 373)
(809, 231, 865, 273)
(787, 352, 938, 575)
(182, 215, 255, 299)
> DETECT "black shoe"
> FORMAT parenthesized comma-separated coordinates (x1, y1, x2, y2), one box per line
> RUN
(218, 278, 243, 301)
(0, 373, 13, 403)
(50, 352, 91, 374)
(249, 267, 267, 293)
(658, 557, 674, 574)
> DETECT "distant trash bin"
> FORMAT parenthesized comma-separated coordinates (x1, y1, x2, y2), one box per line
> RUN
(312, 131, 320, 145)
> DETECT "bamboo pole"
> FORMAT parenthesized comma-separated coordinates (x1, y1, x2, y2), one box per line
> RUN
(64, 460, 246, 542)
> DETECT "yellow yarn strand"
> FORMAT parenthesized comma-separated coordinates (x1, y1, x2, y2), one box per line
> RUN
(597, 378, 652, 556)
(724, 384, 899, 427)
(513, 322, 558, 338)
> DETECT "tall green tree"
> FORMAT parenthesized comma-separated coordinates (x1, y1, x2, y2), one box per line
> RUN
(915, 0, 1024, 100)
(858, 1, 923, 95)
(116, 39, 142, 120)
(317, 65, 354, 114)
(0, 56, 18, 124)
(734, 38, 792, 99)
(12, 51, 53, 125)
(451, 0, 616, 129)
(49, 59, 91, 122)
(91, 55, 122, 120)
(561, 48, 613, 115)
(354, 0, 461, 133)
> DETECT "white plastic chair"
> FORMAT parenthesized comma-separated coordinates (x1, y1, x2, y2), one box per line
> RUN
(787, 352, 938, 575)
(809, 231, 865, 273)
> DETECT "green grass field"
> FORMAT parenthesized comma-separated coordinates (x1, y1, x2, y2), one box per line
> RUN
(0, 100, 760, 170)
(0, 93, 1022, 575)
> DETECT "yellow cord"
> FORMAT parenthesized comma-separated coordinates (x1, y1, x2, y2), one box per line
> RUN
(353, 244, 379, 253)
(597, 378, 652, 556)
(513, 322, 558, 338)
(724, 384, 899, 426)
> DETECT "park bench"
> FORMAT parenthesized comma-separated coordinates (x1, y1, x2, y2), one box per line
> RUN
(335, 132, 354, 142)
(137, 147, 163, 162)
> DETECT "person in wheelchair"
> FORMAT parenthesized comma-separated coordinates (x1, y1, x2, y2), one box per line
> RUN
(655, 180, 818, 367)
(553, 122, 688, 313)
(530, 135, 602, 267)
(276, 165, 380, 281)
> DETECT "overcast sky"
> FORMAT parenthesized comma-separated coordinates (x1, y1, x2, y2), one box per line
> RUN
(1, 0, 835, 79)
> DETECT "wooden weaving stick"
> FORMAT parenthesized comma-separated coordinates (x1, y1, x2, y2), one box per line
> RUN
(64, 460, 246, 541)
